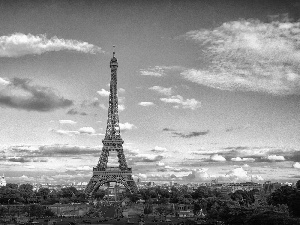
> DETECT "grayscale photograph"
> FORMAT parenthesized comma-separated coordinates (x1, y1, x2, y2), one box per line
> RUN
(0, 0, 299, 224)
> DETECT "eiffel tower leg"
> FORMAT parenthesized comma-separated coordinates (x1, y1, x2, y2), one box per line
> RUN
(85, 179, 97, 198)
(117, 148, 128, 170)
(126, 180, 138, 193)
(85, 178, 106, 198)
(97, 147, 109, 169)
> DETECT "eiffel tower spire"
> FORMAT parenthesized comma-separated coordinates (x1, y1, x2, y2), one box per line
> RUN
(85, 48, 138, 198)
(104, 46, 122, 141)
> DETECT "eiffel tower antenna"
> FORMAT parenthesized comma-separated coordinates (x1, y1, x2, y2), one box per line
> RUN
(85, 48, 138, 199)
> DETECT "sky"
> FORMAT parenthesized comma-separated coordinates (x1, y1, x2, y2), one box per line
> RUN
(0, 0, 300, 185)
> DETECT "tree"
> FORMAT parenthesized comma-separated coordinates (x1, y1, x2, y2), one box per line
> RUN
(37, 187, 50, 200)
(127, 193, 140, 202)
(288, 191, 300, 217)
(267, 185, 300, 218)
(247, 211, 300, 225)
(19, 184, 34, 203)
(60, 187, 78, 198)
(0, 186, 21, 204)
(6, 183, 18, 190)
(268, 185, 295, 206)
(155, 205, 171, 215)
(296, 180, 300, 189)
(94, 189, 106, 200)
(191, 186, 213, 199)
(144, 204, 153, 215)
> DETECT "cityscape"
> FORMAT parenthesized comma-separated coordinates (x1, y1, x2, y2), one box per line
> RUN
(1, 0, 300, 224)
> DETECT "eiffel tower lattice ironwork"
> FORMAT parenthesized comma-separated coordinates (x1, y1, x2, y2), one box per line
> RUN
(85, 49, 138, 198)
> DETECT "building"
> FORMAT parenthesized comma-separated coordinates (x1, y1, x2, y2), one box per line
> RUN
(0, 174, 6, 186)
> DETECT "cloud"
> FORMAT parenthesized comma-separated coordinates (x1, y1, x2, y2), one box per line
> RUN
(286, 151, 300, 162)
(97, 89, 110, 97)
(119, 88, 125, 93)
(226, 124, 250, 132)
(1, 161, 22, 165)
(119, 122, 136, 131)
(59, 120, 77, 125)
(66, 166, 92, 171)
(172, 130, 209, 138)
(266, 155, 285, 161)
(0, 78, 73, 111)
(156, 162, 165, 166)
(212, 146, 299, 162)
(51, 127, 103, 136)
(162, 128, 175, 132)
(50, 129, 79, 136)
(226, 167, 264, 182)
(0, 33, 102, 57)
(140, 66, 166, 76)
(8, 157, 30, 163)
(293, 162, 300, 169)
(151, 146, 167, 153)
(149, 86, 172, 96)
(183, 19, 300, 95)
(231, 157, 255, 162)
(78, 127, 96, 135)
(183, 168, 211, 181)
(134, 154, 163, 162)
(34, 145, 100, 156)
(4, 144, 102, 159)
(118, 104, 125, 111)
(67, 108, 88, 116)
(210, 154, 226, 162)
(226, 167, 248, 179)
(0, 77, 10, 86)
(160, 95, 201, 110)
(81, 98, 104, 108)
(138, 102, 155, 106)
(135, 173, 148, 179)
(140, 66, 185, 77)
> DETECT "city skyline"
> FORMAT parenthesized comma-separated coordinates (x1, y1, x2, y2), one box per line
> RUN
(0, 0, 300, 184)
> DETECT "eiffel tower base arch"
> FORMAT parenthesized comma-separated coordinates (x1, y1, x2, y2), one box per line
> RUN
(85, 168, 138, 199)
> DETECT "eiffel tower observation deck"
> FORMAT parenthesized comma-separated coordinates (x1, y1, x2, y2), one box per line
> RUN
(85, 48, 138, 198)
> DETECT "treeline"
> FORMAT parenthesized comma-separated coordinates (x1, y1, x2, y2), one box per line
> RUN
(0, 184, 87, 205)
(131, 181, 300, 224)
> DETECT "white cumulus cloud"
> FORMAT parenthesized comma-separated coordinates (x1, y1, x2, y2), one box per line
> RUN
(119, 122, 136, 131)
(151, 146, 167, 153)
(160, 95, 200, 110)
(140, 66, 185, 77)
(0, 77, 10, 86)
(134, 153, 163, 162)
(184, 19, 300, 95)
(59, 120, 77, 125)
(210, 154, 226, 162)
(149, 86, 172, 96)
(267, 155, 285, 161)
(293, 162, 300, 169)
(156, 162, 165, 166)
(226, 167, 264, 182)
(78, 127, 96, 135)
(0, 33, 102, 57)
(140, 66, 166, 76)
(97, 89, 110, 97)
(118, 88, 125, 93)
(138, 102, 155, 106)
(231, 157, 255, 162)
(51, 129, 79, 136)
(118, 104, 125, 111)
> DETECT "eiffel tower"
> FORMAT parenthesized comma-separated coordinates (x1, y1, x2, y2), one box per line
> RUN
(85, 49, 138, 198)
